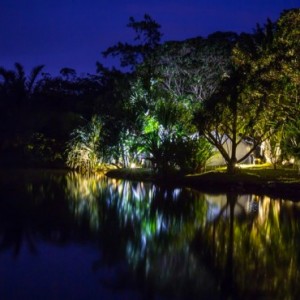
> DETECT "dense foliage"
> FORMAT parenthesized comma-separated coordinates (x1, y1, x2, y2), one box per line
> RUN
(0, 9, 299, 174)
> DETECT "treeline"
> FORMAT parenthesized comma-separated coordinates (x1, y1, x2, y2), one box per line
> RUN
(0, 63, 128, 167)
(0, 9, 299, 174)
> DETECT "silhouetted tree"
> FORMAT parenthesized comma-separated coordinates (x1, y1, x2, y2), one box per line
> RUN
(102, 14, 162, 70)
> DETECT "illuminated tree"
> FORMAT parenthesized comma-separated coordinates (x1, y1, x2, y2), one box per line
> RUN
(129, 79, 213, 174)
(133, 33, 235, 173)
(196, 66, 277, 173)
(196, 10, 300, 173)
(151, 32, 236, 104)
(272, 9, 300, 167)
(273, 9, 300, 108)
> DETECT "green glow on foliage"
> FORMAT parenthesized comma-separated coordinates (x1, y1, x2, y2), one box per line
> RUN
(143, 115, 159, 134)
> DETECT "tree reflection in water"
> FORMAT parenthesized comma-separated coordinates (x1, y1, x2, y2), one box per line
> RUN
(0, 170, 300, 299)
(196, 193, 300, 299)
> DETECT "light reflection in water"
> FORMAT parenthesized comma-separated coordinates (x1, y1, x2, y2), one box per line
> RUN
(62, 172, 300, 298)
(1, 170, 300, 299)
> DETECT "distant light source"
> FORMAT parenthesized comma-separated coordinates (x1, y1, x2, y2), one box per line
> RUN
(130, 163, 136, 169)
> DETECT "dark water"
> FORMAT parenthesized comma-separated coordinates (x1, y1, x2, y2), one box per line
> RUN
(0, 169, 300, 299)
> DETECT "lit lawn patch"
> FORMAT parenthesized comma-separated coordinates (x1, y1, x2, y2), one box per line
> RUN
(243, 166, 300, 183)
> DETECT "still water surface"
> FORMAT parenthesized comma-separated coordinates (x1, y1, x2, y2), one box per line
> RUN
(0, 169, 300, 299)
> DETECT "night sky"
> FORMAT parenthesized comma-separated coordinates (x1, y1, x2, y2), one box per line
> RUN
(0, 0, 299, 76)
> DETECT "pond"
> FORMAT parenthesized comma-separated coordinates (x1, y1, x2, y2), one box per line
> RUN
(0, 169, 300, 299)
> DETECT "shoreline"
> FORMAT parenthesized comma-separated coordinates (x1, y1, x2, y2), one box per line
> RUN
(105, 168, 300, 201)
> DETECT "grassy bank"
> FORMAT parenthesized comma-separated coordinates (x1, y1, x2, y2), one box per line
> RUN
(106, 164, 300, 201)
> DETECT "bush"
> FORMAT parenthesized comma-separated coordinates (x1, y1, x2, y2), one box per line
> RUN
(66, 116, 103, 173)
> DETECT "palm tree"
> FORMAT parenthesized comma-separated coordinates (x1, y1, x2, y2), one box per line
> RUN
(0, 62, 44, 104)
(0, 63, 45, 157)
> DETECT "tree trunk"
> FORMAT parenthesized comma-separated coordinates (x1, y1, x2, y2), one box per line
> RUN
(227, 157, 238, 174)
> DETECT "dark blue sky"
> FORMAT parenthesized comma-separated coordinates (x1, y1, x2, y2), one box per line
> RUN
(0, 0, 298, 76)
